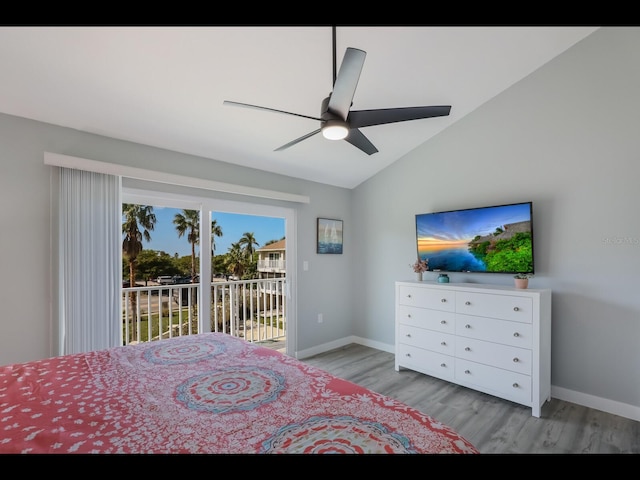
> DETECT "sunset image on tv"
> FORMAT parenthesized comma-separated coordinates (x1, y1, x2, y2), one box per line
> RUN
(415, 202, 534, 274)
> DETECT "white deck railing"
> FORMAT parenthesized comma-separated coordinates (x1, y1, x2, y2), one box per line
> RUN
(122, 278, 286, 346)
(257, 259, 286, 271)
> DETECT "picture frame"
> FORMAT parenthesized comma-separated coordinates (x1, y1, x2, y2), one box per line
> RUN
(317, 218, 343, 254)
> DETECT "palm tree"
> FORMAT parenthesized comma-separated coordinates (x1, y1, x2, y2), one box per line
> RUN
(238, 231, 259, 259)
(211, 218, 224, 277)
(211, 218, 223, 255)
(122, 204, 156, 342)
(238, 232, 259, 279)
(227, 242, 245, 279)
(173, 209, 200, 278)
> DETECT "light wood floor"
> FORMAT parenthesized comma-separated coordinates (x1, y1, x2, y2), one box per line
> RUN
(300, 343, 640, 454)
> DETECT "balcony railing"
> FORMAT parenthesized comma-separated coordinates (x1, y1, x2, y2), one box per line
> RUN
(257, 259, 286, 272)
(121, 278, 286, 347)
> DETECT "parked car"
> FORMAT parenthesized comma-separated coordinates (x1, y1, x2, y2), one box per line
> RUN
(156, 275, 174, 285)
(173, 275, 192, 284)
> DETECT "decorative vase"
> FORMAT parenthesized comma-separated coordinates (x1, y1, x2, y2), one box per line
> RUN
(438, 274, 449, 283)
(514, 278, 529, 289)
(417, 272, 423, 281)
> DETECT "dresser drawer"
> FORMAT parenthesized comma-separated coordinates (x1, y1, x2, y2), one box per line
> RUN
(455, 291, 533, 323)
(455, 358, 531, 405)
(397, 343, 454, 382)
(455, 314, 532, 349)
(455, 337, 531, 375)
(397, 305, 455, 334)
(398, 285, 455, 312)
(398, 324, 455, 356)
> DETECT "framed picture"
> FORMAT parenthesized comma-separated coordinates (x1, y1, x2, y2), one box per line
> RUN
(317, 218, 343, 254)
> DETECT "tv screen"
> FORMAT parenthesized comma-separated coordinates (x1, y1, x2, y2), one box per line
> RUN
(415, 201, 535, 274)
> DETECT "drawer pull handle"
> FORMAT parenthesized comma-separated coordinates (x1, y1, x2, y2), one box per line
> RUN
(440, 320, 447, 324)
(513, 357, 519, 363)
(407, 314, 412, 318)
(513, 383, 519, 388)
(440, 363, 447, 368)
(441, 341, 446, 346)
(441, 298, 447, 303)
(465, 347, 471, 352)
(407, 294, 411, 298)
(465, 301, 471, 305)
(465, 324, 471, 329)
(513, 332, 520, 337)
(405, 334, 411, 338)
(513, 307, 519, 311)
(464, 369, 471, 375)
(405, 353, 411, 357)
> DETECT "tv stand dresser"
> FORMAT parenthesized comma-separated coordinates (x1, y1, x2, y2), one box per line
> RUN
(395, 281, 551, 417)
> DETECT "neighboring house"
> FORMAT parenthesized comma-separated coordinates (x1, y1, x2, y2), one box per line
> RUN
(256, 239, 286, 314)
(256, 239, 286, 279)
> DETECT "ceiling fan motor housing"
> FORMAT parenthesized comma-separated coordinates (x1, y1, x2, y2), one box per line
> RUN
(321, 96, 349, 140)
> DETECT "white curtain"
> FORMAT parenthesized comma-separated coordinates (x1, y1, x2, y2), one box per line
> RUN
(58, 167, 121, 354)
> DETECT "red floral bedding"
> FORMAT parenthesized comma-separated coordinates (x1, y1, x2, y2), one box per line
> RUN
(0, 333, 478, 454)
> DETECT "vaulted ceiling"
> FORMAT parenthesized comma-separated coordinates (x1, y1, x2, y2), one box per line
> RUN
(0, 26, 599, 188)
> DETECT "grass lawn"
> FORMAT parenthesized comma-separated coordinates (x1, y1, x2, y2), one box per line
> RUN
(123, 307, 195, 343)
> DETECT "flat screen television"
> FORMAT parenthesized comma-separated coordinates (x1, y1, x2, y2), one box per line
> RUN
(415, 201, 535, 274)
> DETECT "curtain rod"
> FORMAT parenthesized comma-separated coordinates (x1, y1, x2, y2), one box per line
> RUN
(44, 152, 310, 204)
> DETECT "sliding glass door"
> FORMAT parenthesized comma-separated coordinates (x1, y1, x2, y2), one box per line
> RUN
(121, 187, 296, 355)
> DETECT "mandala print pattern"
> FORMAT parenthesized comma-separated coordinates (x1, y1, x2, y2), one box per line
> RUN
(176, 366, 286, 414)
(261, 415, 417, 454)
(143, 336, 225, 365)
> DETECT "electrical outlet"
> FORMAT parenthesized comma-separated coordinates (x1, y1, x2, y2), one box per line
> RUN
(317, 313, 323, 323)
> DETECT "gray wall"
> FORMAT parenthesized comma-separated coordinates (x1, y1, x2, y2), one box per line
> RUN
(352, 27, 640, 419)
(0, 114, 353, 364)
(1, 26, 638, 421)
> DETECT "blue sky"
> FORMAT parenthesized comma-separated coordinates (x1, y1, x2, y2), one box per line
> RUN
(139, 207, 285, 258)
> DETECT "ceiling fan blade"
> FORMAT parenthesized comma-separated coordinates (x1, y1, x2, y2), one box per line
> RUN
(327, 48, 366, 121)
(348, 105, 451, 129)
(223, 100, 322, 122)
(274, 129, 322, 151)
(345, 128, 378, 155)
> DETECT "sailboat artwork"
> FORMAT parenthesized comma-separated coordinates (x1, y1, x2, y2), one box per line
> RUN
(317, 218, 343, 254)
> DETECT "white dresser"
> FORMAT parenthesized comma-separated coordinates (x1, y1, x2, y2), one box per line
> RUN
(395, 281, 551, 417)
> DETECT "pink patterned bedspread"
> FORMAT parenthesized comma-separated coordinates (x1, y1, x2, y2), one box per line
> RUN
(0, 333, 477, 454)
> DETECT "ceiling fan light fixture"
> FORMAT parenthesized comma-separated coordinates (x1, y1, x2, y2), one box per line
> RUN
(322, 119, 349, 140)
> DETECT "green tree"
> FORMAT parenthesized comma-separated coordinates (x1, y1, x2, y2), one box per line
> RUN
(227, 242, 245, 279)
(238, 231, 259, 258)
(211, 218, 223, 276)
(124, 249, 175, 283)
(211, 218, 223, 255)
(238, 232, 260, 279)
(173, 209, 200, 278)
(173, 255, 193, 276)
(122, 204, 156, 342)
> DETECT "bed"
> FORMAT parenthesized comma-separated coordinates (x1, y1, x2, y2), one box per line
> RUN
(0, 332, 478, 454)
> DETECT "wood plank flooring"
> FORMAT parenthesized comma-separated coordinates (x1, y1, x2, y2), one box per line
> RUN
(300, 343, 640, 454)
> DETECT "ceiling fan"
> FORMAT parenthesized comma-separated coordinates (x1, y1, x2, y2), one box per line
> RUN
(223, 27, 451, 155)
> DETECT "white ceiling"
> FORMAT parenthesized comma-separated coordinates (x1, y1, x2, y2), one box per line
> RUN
(0, 26, 599, 189)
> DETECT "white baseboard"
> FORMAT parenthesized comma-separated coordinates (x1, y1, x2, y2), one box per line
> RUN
(551, 385, 640, 423)
(297, 336, 640, 424)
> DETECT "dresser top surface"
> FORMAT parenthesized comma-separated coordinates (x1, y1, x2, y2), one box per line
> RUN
(397, 280, 550, 295)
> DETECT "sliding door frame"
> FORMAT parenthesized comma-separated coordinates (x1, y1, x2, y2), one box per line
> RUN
(122, 187, 297, 356)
